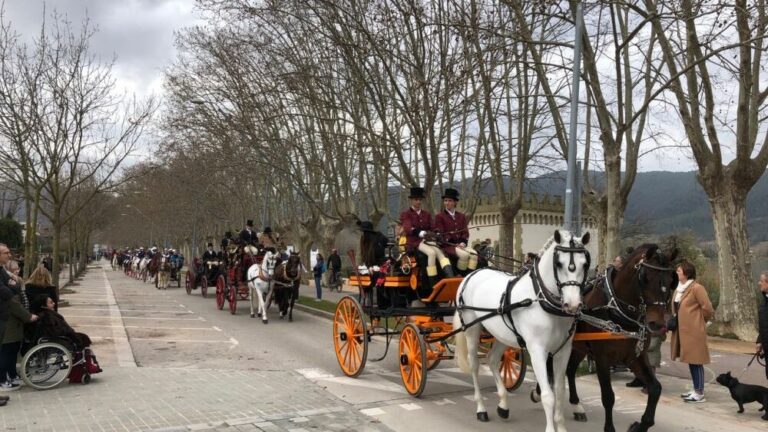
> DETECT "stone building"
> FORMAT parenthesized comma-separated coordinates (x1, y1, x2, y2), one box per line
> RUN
(468, 192, 599, 260)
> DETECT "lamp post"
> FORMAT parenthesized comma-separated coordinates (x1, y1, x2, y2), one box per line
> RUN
(125, 204, 154, 246)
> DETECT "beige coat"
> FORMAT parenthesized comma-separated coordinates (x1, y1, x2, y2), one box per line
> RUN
(670, 282, 715, 365)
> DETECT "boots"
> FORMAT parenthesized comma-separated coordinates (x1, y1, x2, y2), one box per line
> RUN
(439, 258, 455, 278)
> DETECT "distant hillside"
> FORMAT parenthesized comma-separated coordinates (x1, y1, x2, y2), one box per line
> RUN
(527, 171, 768, 243)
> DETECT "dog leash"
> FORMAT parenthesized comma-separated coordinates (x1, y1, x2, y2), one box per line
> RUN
(735, 350, 762, 380)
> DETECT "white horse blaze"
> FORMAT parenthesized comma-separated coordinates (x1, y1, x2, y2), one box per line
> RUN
(453, 230, 589, 432)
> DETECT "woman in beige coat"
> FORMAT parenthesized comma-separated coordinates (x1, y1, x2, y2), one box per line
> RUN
(669, 260, 715, 403)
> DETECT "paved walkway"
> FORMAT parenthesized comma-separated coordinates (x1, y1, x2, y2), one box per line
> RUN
(0, 264, 389, 432)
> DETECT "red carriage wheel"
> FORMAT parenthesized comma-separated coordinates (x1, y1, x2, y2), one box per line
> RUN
(200, 277, 208, 298)
(215, 275, 225, 310)
(399, 323, 428, 397)
(229, 283, 237, 314)
(500, 347, 527, 392)
(185, 270, 192, 295)
(333, 296, 368, 377)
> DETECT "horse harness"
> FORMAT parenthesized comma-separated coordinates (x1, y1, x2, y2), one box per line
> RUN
(454, 242, 591, 357)
(580, 256, 674, 356)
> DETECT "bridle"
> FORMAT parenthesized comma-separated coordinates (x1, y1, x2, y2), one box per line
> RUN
(531, 239, 590, 317)
(551, 240, 592, 293)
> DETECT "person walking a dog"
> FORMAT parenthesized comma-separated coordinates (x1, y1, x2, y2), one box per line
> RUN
(758, 271, 768, 380)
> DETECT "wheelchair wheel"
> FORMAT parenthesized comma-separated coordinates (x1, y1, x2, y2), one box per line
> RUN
(21, 342, 73, 390)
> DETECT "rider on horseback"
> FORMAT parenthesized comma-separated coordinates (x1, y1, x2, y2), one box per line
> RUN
(434, 188, 477, 276)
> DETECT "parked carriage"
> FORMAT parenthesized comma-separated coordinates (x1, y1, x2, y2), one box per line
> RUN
(333, 246, 527, 397)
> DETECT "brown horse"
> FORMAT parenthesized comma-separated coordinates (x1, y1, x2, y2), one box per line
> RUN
(272, 252, 302, 322)
(534, 244, 677, 432)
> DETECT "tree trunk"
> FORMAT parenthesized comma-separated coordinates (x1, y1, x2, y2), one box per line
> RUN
(498, 203, 520, 273)
(707, 185, 758, 341)
(52, 212, 62, 293)
(604, 155, 623, 264)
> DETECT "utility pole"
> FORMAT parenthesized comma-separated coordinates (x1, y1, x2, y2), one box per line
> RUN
(564, 1, 583, 235)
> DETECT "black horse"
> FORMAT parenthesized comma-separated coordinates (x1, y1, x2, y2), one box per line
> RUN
(532, 244, 677, 432)
(272, 252, 302, 321)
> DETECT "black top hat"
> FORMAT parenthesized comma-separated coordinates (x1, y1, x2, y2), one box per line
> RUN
(408, 186, 426, 199)
(225, 231, 232, 237)
(263, 226, 272, 234)
(207, 242, 213, 247)
(359, 221, 375, 232)
(442, 188, 460, 201)
(246, 219, 254, 227)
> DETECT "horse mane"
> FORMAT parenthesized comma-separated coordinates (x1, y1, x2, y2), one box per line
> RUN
(624, 243, 666, 266)
(537, 235, 557, 258)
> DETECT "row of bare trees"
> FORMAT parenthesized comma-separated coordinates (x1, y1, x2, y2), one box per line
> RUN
(95, 0, 768, 340)
(0, 8, 155, 287)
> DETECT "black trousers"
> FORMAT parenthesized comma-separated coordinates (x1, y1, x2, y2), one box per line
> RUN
(0, 341, 21, 381)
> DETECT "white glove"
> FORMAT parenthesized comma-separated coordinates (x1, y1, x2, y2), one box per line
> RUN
(419, 231, 426, 238)
(459, 242, 466, 248)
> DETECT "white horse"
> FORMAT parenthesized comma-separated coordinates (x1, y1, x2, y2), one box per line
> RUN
(156, 255, 171, 290)
(247, 250, 277, 324)
(453, 230, 590, 432)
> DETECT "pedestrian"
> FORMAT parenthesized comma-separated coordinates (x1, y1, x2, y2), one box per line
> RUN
(669, 260, 715, 403)
(4, 261, 27, 311)
(757, 270, 768, 380)
(327, 248, 342, 291)
(0, 244, 15, 404)
(0, 279, 37, 391)
(24, 265, 58, 312)
(313, 253, 325, 301)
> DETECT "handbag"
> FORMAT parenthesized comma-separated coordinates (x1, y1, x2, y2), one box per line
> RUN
(666, 315, 678, 331)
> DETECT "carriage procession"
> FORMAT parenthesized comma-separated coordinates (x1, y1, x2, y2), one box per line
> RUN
(108, 186, 679, 432)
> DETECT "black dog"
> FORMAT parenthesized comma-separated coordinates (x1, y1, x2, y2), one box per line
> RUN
(715, 372, 768, 420)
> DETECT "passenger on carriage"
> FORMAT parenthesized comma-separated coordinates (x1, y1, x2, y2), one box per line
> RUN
(399, 186, 455, 293)
(434, 188, 477, 276)
(259, 226, 279, 252)
(202, 243, 218, 262)
(239, 220, 259, 255)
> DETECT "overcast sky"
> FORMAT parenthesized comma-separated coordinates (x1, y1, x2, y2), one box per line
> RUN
(2, 0, 698, 172)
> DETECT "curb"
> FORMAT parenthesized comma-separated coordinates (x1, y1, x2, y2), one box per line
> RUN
(294, 302, 334, 320)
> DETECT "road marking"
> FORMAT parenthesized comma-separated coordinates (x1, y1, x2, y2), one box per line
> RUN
(212, 326, 223, 332)
(434, 398, 456, 406)
(76, 324, 220, 331)
(296, 368, 336, 380)
(101, 270, 137, 367)
(91, 336, 237, 344)
(65, 315, 205, 321)
(399, 403, 422, 411)
(66, 308, 193, 314)
(361, 408, 385, 416)
(228, 337, 239, 350)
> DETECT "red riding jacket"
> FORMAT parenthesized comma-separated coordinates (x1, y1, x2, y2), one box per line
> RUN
(400, 207, 433, 250)
(434, 209, 469, 255)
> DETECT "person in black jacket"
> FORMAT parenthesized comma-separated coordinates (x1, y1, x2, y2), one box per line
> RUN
(30, 295, 91, 348)
(0, 244, 17, 402)
(238, 220, 259, 247)
(757, 271, 768, 380)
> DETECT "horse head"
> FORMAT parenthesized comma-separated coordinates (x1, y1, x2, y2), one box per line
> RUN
(282, 252, 301, 281)
(617, 244, 678, 332)
(542, 229, 591, 315)
(261, 251, 277, 277)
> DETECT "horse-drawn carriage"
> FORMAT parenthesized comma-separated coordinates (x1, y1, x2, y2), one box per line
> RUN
(169, 255, 183, 288)
(185, 256, 225, 298)
(334, 230, 677, 432)
(215, 244, 257, 314)
(333, 237, 526, 397)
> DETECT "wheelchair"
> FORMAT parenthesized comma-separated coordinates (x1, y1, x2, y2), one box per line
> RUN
(20, 335, 102, 390)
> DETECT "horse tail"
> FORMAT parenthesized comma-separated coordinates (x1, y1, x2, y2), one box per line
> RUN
(453, 311, 470, 374)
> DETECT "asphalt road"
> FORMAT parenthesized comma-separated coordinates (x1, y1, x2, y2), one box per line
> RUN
(76, 263, 768, 432)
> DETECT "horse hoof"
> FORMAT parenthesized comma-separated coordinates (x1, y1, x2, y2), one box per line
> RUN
(574, 412, 588, 422)
(476, 412, 489, 422)
(250, 313, 255, 318)
(497, 407, 509, 419)
(257, 312, 262, 317)
(530, 389, 540, 403)
(263, 320, 268, 325)
(288, 316, 293, 322)
(627, 422, 647, 432)
(280, 315, 284, 320)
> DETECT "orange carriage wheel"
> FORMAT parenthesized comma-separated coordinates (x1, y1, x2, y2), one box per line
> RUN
(333, 296, 368, 377)
(185, 270, 193, 295)
(500, 347, 527, 392)
(399, 323, 428, 397)
(215, 275, 226, 310)
(200, 277, 208, 298)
